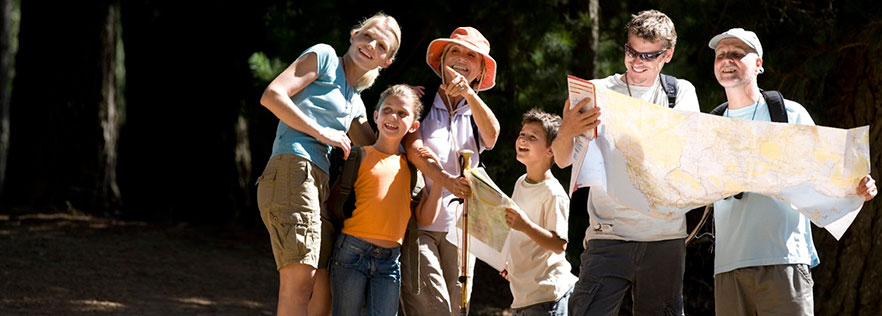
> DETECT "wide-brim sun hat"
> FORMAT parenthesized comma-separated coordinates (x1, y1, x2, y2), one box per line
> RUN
(426, 27, 497, 91)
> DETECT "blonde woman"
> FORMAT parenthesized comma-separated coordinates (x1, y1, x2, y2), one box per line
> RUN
(257, 13, 401, 316)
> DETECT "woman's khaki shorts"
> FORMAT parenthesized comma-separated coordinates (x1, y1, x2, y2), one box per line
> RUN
(256, 154, 329, 270)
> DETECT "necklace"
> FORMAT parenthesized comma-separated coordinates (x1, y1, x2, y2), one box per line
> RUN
(623, 72, 633, 97)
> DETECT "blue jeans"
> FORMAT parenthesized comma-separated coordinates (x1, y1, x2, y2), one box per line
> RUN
(511, 287, 572, 316)
(330, 234, 401, 316)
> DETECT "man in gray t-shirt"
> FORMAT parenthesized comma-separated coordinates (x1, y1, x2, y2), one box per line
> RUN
(552, 10, 699, 316)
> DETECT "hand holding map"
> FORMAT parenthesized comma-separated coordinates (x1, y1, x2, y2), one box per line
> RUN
(566, 74, 871, 239)
(447, 167, 514, 271)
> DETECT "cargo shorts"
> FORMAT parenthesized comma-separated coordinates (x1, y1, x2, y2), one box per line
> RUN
(256, 154, 329, 269)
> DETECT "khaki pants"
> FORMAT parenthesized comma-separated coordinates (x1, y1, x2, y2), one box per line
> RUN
(400, 230, 475, 316)
(714, 264, 814, 316)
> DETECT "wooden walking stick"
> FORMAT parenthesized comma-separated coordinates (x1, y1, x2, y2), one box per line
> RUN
(458, 149, 474, 316)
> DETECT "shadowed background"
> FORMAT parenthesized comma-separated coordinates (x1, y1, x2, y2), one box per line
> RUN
(0, 0, 880, 314)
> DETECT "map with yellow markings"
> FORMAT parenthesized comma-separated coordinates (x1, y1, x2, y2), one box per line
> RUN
(573, 81, 869, 239)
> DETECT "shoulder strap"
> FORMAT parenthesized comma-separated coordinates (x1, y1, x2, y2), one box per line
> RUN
(712, 90, 788, 123)
(470, 116, 482, 152)
(422, 88, 484, 164)
(408, 160, 422, 199)
(333, 146, 363, 228)
(761, 90, 788, 123)
(711, 102, 728, 116)
(659, 74, 679, 108)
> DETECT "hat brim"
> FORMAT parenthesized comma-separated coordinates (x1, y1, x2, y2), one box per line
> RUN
(708, 33, 761, 57)
(426, 38, 497, 91)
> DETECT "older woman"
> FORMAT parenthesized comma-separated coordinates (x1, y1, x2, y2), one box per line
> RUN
(401, 26, 500, 316)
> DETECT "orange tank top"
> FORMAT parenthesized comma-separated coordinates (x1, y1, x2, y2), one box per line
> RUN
(341, 146, 412, 245)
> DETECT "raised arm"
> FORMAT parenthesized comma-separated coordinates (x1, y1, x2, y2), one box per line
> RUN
(551, 98, 601, 168)
(260, 52, 353, 158)
(403, 129, 471, 199)
(441, 66, 499, 149)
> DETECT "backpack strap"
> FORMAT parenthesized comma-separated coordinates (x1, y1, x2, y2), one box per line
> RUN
(408, 160, 423, 200)
(470, 116, 482, 152)
(421, 87, 485, 167)
(332, 146, 364, 231)
(710, 102, 728, 116)
(401, 159, 424, 295)
(659, 74, 679, 108)
(711, 89, 789, 123)
(761, 90, 788, 123)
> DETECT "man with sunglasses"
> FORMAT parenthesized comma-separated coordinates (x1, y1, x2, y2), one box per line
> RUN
(707, 28, 877, 316)
(553, 9, 699, 316)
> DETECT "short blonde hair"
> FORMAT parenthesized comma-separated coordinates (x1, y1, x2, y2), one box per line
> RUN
(377, 84, 424, 121)
(626, 10, 677, 50)
(351, 13, 402, 91)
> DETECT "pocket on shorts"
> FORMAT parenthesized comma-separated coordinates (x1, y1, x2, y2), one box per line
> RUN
(795, 264, 814, 286)
(256, 169, 277, 210)
(258, 156, 314, 210)
(272, 209, 317, 256)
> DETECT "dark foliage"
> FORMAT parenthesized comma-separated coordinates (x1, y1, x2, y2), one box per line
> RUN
(2, 0, 881, 314)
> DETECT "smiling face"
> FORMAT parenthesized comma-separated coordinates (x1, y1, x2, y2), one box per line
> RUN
(441, 43, 484, 86)
(713, 37, 762, 89)
(374, 95, 419, 141)
(623, 34, 673, 87)
(515, 122, 554, 167)
(348, 21, 398, 71)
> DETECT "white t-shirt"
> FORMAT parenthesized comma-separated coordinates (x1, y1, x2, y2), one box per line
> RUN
(574, 74, 700, 242)
(507, 174, 578, 308)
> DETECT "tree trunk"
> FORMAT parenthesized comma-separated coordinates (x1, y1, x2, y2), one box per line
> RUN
(812, 25, 882, 316)
(97, 1, 122, 212)
(571, 0, 599, 79)
(4, 0, 122, 213)
(0, 0, 13, 195)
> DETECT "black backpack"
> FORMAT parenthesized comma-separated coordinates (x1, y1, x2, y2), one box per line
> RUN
(659, 73, 679, 109)
(710, 90, 788, 123)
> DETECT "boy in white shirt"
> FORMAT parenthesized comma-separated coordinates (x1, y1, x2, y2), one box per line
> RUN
(501, 109, 578, 316)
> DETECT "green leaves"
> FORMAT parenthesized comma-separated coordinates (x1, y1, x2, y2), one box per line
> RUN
(247, 52, 284, 85)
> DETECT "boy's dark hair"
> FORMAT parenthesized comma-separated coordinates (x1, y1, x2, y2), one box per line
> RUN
(377, 84, 424, 121)
(521, 108, 561, 146)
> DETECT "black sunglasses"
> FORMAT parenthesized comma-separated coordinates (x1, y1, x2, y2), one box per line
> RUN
(624, 43, 667, 61)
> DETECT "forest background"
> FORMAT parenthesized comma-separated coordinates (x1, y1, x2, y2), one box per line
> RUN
(1, 0, 880, 315)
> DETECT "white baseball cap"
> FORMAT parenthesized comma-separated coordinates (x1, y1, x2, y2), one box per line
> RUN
(708, 28, 763, 58)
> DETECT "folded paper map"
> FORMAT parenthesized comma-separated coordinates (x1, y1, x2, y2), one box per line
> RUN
(566, 75, 870, 239)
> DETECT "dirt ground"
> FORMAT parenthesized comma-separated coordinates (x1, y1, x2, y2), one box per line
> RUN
(0, 211, 513, 315)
